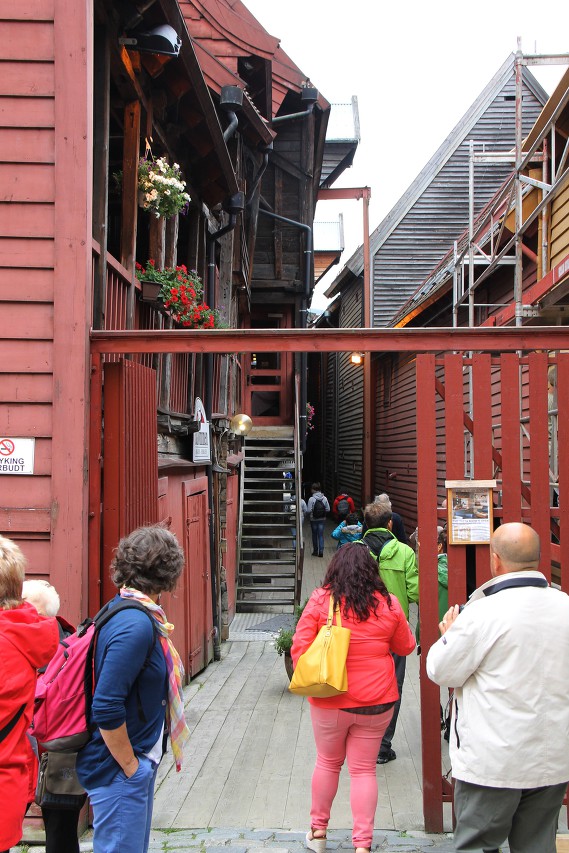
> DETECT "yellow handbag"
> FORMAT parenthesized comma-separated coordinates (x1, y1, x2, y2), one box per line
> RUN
(288, 596, 350, 697)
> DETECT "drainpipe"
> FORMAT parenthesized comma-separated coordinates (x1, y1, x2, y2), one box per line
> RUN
(258, 206, 313, 452)
(271, 85, 319, 125)
(220, 86, 243, 143)
(205, 192, 245, 660)
(247, 142, 273, 207)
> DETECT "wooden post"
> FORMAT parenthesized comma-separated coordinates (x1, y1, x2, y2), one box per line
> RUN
(362, 190, 372, 504)
(160, 215, 179, 410)
(121, 100, 140, 328)
(92, 28, 110, 330)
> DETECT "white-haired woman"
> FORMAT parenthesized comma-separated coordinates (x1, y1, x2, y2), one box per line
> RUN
(0, 537, 58, 853)
(23, 579, 85, 853)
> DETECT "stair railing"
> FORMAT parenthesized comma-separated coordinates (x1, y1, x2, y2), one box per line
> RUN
(294, 374, 304, 605)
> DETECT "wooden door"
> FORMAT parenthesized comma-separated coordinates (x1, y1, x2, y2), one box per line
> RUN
(183, 485, 213, 676)
(243, 315, 293, 424)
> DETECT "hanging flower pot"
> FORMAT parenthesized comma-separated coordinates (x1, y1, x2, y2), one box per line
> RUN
(137, 157, 191, 218)
(135, 261, 224, 329)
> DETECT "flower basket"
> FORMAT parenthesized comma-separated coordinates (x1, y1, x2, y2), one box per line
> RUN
(136, 261, 223, 329)
(137, 157, 190, 218)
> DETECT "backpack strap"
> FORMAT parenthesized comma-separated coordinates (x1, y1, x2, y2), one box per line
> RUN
(0, 702, 26, 744)
(86, 600, 159, 727)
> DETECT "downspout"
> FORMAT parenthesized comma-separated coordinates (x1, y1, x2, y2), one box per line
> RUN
(205, 192, 245, 660)
(257, 206, 313, 452)
(271, 85, 319, 126)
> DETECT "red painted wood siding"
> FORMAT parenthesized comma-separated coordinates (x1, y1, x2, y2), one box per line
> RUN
(0, 1, 92, 624)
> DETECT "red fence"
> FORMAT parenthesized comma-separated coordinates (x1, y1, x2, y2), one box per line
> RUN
(417, 351, 569, 830)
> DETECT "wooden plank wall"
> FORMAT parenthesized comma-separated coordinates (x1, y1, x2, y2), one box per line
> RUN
(0, 0, 92, 624)
(0, 0, 56, 577)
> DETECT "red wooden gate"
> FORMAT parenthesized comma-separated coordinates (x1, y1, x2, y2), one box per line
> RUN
(183, 480, 214, 676)
(99, 360, 158, 605)
(417, 351, 569, 831)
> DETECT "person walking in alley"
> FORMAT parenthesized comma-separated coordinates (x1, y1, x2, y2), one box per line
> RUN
(360, 504, 418, 764)
(292, 542, 415, 853)
(331, 512, 363, 549)
(306, 483, 330, 557)
(427, 522, 569, 853)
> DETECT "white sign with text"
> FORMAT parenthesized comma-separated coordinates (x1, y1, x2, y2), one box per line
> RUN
(192, 398, 211, 463)
(0, 438, 35, 475)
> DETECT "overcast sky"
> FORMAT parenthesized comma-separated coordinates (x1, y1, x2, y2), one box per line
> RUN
(243, 0, 567, 309)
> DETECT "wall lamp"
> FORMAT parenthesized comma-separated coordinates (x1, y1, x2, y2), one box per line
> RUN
(350, 352, 364, 366)
(229, 413, 253, 435)
(119, 24, 181, 57)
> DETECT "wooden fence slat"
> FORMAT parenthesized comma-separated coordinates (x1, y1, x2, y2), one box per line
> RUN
(417, 354, 443, 833)
(500, 354, 522, 523)
(472, 354, 493, 583)
(444, 354, 467, 604)
(528, 353, 551, 577)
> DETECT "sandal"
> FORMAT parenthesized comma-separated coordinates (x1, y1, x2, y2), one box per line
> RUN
(306, 829, 326, 853)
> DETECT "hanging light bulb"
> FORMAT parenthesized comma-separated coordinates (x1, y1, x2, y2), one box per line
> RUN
(229, 413, 253, 435)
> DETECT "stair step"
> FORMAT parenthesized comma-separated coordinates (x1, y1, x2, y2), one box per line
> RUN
(243, 512, 295, 517)
(236, 599, 295, 607)
(244, 456, 293, 462)
(237, 571, 296, 580)
(239, 559, 296, 566)
(241, 549, 295, 555)
(241, 535, 294, 539)
(244, 489, 293, 494)
(244, 466, 294, 473)
(237, 585, 294, 593)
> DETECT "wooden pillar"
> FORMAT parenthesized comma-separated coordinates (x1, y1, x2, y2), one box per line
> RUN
(92, 28, 110, 330)
(160, 216, 179, 410)
(121, 100, 140, 328)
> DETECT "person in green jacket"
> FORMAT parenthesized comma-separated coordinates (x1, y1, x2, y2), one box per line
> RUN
(361, 504, 419, 764)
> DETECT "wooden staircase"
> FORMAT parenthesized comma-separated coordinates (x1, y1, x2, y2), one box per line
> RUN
(236, 426, 301, 611)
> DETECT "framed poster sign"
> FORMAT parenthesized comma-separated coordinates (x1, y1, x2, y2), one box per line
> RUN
(445, 480, 496, 545)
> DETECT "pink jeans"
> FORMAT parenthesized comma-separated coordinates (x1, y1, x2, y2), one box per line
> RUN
(309, 704, 394, 848)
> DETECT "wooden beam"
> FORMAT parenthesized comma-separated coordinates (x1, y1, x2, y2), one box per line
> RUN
(120, 99, 140, 328)
(92, 27, 110, 330)
(91, 326, 569, 355)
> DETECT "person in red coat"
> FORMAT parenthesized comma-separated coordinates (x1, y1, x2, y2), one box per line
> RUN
(0, 536, 58, 853)
(291, 542, 415, 853)
(332, 492, 356, 521)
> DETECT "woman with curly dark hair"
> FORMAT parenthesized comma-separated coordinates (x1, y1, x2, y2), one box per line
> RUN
(76, 525, 188, 853)
(291, 542, 415, 853)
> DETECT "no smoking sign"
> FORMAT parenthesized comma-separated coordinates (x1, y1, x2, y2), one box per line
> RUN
(0, 437, 35, 475)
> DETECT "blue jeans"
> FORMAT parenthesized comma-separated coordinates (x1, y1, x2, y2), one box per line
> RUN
(88, 755, 158, 853)
(311, 520, 325, 555)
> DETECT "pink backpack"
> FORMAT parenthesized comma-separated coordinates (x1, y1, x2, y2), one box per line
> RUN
(32, 600, 155, 752)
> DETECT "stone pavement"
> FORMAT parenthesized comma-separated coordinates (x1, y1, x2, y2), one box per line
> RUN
(15, 827, 463, 852)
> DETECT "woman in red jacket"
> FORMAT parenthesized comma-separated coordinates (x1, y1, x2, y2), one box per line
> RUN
(291, 542, 415, 853)
(0, 536, 58, 853)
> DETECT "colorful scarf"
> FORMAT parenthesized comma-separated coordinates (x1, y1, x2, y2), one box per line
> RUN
(120, 587, 189, 772)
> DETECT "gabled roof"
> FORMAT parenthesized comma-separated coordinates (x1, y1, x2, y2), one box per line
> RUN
(180, 0, 330, 118)
(326, 54, 548, 302)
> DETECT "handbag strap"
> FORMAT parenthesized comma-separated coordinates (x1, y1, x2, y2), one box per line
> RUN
(327, 595, 342, 628)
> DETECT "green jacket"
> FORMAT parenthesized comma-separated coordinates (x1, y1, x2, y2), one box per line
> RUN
(362, 527, 419, 619)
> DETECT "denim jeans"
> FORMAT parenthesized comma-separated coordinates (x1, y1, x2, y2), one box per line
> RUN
(88, 755, 158, 853)
(311, 520, 325, 555)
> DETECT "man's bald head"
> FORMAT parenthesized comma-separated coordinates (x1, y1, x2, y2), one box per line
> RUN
(490, 523, 540, 575)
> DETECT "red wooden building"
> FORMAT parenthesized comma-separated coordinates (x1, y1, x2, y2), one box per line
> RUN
(0, 0, 359, 674)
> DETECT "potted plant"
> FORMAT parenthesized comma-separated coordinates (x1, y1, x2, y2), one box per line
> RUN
(273, 599, 308, 681)
(137, 156, 191, 218)
(135, 261, 223, 329)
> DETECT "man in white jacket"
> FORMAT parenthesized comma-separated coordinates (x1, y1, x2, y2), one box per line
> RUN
(427, 522, 569, 853)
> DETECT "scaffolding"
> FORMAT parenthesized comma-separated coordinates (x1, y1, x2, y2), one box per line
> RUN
(449, 47, 569, 327)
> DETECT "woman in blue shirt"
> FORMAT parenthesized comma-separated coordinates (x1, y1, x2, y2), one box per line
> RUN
(76, 526, 187, 853)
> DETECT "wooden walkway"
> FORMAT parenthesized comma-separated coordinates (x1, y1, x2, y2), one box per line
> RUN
(153, 523, 453, 832)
